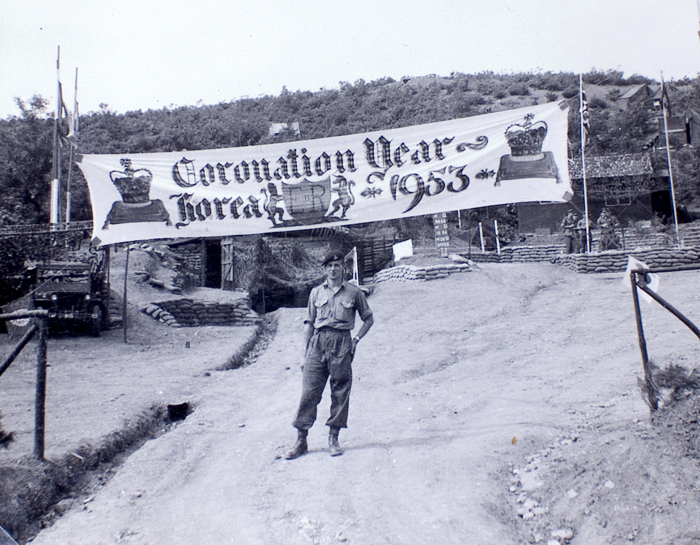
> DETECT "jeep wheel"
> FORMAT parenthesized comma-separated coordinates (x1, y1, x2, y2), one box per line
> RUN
(89, 305, 103, 337)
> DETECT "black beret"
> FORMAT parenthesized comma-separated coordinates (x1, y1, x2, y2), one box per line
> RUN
(322, 249, 346, 266)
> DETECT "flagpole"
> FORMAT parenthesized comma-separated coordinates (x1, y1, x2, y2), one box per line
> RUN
(66, 67, 78, 224)
(50, 46, 61, 225)
(660, 71, 680, 246)
(579, 75, 591, 253)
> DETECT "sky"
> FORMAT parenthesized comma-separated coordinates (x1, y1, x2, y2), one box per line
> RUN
(1, 0, 700, 119)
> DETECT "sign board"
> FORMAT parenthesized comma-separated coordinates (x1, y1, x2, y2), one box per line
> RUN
(432, 213, 450, 257)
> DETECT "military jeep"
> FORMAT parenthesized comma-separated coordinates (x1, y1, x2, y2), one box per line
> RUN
(33, 262, 109, 336)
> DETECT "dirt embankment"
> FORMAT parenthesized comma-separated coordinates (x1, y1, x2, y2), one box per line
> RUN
(2, 262, 700, 544)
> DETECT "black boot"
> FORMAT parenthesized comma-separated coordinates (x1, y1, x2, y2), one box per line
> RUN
(329, 430, 343, 457)
(285, 430, 308, 460)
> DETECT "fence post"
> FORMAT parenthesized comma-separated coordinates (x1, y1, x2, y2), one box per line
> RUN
(479, 223, 485, 253)
(494, 220, 501, 255)
(34, 316, 48, 460)
(630, 271, 657, 411)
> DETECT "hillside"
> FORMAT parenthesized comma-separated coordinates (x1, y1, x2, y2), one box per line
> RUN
(3, 70, 700, 228)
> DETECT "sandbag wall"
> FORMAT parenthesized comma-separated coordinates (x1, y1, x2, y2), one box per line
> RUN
(554, 247, 700, 273)
(373, 263, 471, 283)
(469, 245, 564, 264)
(141, 298, 262, 327)
(469, 227, 681, 265)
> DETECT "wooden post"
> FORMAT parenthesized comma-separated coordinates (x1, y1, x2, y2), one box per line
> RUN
(0, 324, 38, 378)
(637, 279, 700, 340)
(34, 317, 48, 460)
(630, 271, 657, 411)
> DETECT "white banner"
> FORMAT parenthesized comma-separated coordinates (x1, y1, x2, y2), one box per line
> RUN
(78, 101, 572, 245)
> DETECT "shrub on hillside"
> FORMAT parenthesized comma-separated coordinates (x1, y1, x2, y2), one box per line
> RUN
(562, 86, 579, 99)
(508, 83, 530, 96)
(589, 96, 608, 109)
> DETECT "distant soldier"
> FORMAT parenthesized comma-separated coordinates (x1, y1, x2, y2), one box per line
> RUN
(575, 214, 592, 253)
(597, 208, 620, 251)
(560, 211, 577, 254)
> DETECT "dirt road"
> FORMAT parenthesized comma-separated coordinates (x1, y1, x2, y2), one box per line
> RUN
(7, 262, 700, 544)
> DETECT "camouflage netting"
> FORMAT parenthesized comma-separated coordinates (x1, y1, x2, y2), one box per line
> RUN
(231, 236, 332, 313)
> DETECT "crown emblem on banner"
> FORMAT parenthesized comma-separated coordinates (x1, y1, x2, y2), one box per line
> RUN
(505, 114, 548, 158)
(110, 159, 153, 203)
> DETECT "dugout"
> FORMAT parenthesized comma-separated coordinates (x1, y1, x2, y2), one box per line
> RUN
(517, 153, 673, 234)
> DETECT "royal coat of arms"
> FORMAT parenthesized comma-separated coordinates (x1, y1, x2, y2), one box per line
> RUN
(281, 178, 332, 225)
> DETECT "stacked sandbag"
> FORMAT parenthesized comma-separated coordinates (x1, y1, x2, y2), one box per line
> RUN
(141, 303, 181, 327)
(374, 263, 470, 284)
(141, 298, 261, 327)
(619, 231, 671, 249)
(506, 245, 564, 263)
(553, 247, 700, 273)
(679, 224, 700, 248)
(467, 245, 564, 264)
(467, 252, 502, 263)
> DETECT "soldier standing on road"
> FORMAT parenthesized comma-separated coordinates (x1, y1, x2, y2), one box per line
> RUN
(561, 211, 577, 254)
(286, 249, 374, 459)
(575, 214, 591, 253)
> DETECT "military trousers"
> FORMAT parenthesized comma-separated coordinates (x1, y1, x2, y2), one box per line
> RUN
(293, 328, 353, 432)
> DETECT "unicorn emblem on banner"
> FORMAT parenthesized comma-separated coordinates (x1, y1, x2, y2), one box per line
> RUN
(326, 176, 356, 219)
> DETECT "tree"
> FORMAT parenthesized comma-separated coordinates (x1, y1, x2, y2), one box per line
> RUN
(0, 96, 53, 225)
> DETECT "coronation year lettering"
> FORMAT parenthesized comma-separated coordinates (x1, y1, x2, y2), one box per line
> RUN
(170, 136, 464, 188)
(167, 132, 490, 226)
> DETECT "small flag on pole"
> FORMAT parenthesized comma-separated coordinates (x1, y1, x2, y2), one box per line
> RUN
(580, 89, 590, 146)
(57, 81, 72, 144)
(660, 76, 672, 118)
(67, 69, 79, 145)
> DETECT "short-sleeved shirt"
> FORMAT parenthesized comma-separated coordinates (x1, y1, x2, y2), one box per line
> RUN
(305, 280, 372, 331)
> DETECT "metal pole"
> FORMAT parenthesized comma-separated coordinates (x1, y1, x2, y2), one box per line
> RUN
(494, 220, 501, 254)
(123, 246, 130, 344)
(66, 68, 78, 224)
(66, 146, 74, 224)
(34, 317, 48, 460)
(579, 75, 591, 253)
(479, 222, 485, 253)
(660, 72, 680, 246)
(50, 47, 61, 226)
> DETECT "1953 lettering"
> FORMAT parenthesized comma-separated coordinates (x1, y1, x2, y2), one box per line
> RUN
(378, 166, 470, 213)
